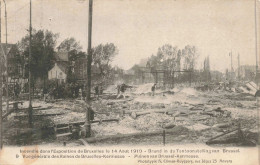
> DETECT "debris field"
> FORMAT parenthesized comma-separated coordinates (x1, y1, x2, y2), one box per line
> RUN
(2, 83, 259, 146)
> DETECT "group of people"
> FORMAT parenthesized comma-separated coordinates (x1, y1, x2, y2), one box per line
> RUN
(1, 82, 21, 99)
(44, 83, 87, 101)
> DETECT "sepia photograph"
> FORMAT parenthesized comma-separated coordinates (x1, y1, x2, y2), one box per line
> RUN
(0, 0, 259, 164)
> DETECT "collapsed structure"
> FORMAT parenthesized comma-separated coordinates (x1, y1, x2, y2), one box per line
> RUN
(1, 79, 259, 146)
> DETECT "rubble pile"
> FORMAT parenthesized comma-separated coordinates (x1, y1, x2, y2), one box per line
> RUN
(121, 113, 172, 131)
(2, 82, 259, 146)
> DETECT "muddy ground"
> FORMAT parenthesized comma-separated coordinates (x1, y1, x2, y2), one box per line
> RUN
(2, 84, 259, 147)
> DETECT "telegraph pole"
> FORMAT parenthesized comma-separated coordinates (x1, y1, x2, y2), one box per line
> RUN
(255, 0, 258, 81)
(85, 0, 93, 137)
(254, 1, 259, 164)
(28, 0, 33, 128)
(3, 0, 8, 114)
(0, 0, 3, 150)
(230, 51, 233, 72)
(237, 53, 240, 81)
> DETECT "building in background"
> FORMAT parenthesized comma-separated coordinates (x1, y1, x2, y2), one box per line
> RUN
(48, 52, 69, 83)
(0, 43, 26, 89)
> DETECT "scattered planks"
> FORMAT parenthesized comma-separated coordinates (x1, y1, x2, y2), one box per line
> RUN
(19, 106, 53, 111)
(14, 112, 65, 119)
(56, 118, 120, 127)
(206, 128, 240, 145)
(129, 109, 170, 119)
(85, 126, 188, 143)
(2, 102, 24, 119)
(2, 101, 23, 106)
(2, 108, 17, 119)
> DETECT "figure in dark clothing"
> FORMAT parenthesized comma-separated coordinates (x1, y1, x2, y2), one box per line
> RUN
(95, 85, 100, 99)
(43, 87, 48, 101)
(14, 82, 20, 99)
(116, 85, 121, 95)
(99, 86, 103, 95)
(116, 83, 132, 99)
(151, 83, 156, 96)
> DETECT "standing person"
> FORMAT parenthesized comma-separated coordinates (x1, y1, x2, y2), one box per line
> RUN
(151, 83, 156, 96)
(14, 82, 20, 99)
(43, 87, 47, 101)
(82, 85, 86, 100)
(117, 83, 127, 99)
(116, 84, 121, 95)
(79, 88, 83, 100)
(99, 85, 103, 95)
(94, 85, 99, 99)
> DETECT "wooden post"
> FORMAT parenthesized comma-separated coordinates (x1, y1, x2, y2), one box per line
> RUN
(163, 71, 165, 88)
(0, 1, 3, 150)
(3, 0, 9, 115)
(141, 71, 144, 84)
(172, 71, 175, 88)
(28, 0, 33, 128)
(155, 71, 158, 84)
(163, 129, 166, 146)
(237, 54, 240, 81)
(189, 71, 191, 87)
(85, 0, 93, 138)
(255, 0, 258, 79)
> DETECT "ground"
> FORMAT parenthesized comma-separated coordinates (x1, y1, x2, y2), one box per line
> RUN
(2, 83, 259, 147)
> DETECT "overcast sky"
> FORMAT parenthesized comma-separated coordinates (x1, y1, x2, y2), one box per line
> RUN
(1, 0, 259, 72)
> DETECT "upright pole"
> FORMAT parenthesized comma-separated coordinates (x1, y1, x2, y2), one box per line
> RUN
(28, 0, 33, 128)
(189, 71, 191, 87)
(230, 51, 233, 72)
(0, 1, 3, 150)
(3, 0, 8, 114)
(155, 71, 158, 84)
(85, 0, 93, 137)
(255, 0, 258, 82)
(254, 1, 259, 164)
(172, 71, 175, 88)
(237, 53, 240, 81)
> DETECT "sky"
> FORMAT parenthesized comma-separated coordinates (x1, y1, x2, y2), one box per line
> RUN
(1, 0, 259, 72)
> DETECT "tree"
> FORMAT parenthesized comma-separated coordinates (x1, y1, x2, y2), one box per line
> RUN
(57, 37, 82, 52)
(92, 43, 118, 82)
(157, 44, 179, 71)
(131, 64, 143, 77)
(148, 54, 158, 68)
(17, 29, 59, 80)
(181, 45, 199, 71)
(67, 51, 87, 83)
(203, 56, 211, 82)
(57, 38, 85, 83)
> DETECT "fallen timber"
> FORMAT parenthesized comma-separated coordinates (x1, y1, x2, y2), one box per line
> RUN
(18, 106, 41, 110)
(206, 128, 239, 145)
(18, 106, 53, 111)
(206, 126, 257, 146)
(84, 126, 188, 143)
(2, 102, 24, 119)
(55, 119, 120, 127)
(2, 101, 24, 106)
(54, 119, 120, 138)
(122, 107, 192, 118)
(2, 108, 17, 119)
(14, 112, 64, 119)
(129, 109, 170, 119)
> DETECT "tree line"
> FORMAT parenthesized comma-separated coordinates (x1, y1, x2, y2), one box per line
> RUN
(146, 44, 199, 72)
(15, 29, 118, 88)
